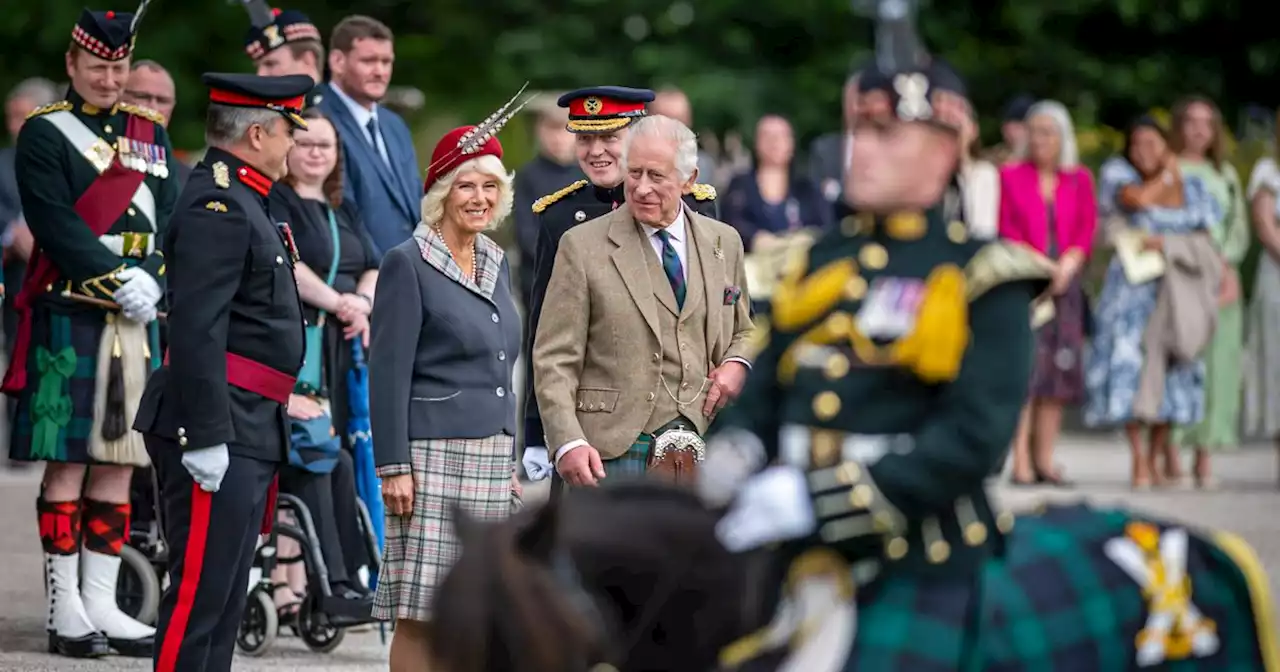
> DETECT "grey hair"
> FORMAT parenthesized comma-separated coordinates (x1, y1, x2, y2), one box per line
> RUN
(621, 114, 699, 182)
(204, 104, 285, 148)
(1015, 100, 1079, 168)
(420, 154, 515, 231)
(130, 59, 169, 75)
(7, 77, 60, 107)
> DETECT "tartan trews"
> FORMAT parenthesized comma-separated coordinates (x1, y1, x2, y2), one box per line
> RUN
(372, 434, 514, 623)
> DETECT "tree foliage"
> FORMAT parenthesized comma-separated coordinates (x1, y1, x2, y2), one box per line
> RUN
(0, 0, 1275, 155)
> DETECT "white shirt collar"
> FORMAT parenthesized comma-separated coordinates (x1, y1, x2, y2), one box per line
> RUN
(329, 81, 379, 128)
(640, 207, 687, 241)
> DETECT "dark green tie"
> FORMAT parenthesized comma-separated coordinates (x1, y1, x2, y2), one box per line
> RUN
(655, 229, 685, 308)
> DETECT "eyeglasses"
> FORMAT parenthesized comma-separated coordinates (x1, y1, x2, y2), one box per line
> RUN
(294, 140, 336, 153)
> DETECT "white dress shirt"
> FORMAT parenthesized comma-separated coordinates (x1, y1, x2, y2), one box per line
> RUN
(328, 81, 391, 166)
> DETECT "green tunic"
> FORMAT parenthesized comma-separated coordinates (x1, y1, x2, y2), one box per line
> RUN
(8, 89, 177, 464)
(1176, 160, 1249, 451)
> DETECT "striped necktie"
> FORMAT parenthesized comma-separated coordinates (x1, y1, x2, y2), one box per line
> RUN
(655, 229, 685, 308)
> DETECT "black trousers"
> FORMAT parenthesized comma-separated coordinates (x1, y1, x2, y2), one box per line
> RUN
(278, 449, 369, 586)
(147, 437, 276, 672)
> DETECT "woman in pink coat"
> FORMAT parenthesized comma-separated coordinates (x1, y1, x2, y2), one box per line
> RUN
(998, 100, 1097, 487)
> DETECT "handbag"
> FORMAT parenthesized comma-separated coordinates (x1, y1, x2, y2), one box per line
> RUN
(288, 413, 341, 474)
(296, 208, 342, 394)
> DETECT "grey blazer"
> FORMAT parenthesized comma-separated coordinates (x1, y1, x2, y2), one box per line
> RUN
(368, 226, 521, 472)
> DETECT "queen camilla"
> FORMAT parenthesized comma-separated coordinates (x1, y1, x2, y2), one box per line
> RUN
(367, 102, 526, 668)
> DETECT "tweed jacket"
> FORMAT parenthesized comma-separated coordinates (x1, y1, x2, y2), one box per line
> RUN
(533, 204, 754, 459)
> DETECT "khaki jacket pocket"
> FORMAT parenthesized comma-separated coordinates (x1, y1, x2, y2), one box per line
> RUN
(575, 387, 620, 413)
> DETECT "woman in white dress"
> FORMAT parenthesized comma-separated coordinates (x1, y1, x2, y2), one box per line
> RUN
(1243, 142, 1280, 464)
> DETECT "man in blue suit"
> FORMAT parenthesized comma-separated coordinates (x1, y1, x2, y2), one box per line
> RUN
(317, 15, 421, 256)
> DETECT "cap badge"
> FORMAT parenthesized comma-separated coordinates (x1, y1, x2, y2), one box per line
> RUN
(894, 74, 932, 121)
(263, 24, 284, 48)
(212, 162, 231, 189)
(583, 97, 603, 115)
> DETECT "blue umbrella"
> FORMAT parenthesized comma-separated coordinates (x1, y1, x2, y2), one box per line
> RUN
(346, 340, 385, 586)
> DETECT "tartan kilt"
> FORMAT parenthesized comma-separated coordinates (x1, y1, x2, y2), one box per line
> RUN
(10, 305, 109, 464)
(372, 433, 514, 622)
(844, 503, 1275, 671)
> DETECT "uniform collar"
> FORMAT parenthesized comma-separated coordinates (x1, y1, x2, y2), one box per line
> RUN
(66, 88, 116, 117)
(843, 182, 966, 244)
(203, 147, 276, 197)
(592, 182, 625, 206)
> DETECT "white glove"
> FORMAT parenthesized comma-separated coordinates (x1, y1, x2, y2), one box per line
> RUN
(698, 429, 767, 507)
(120, 299, 158, 324)
(716, 465, 816, 552)
(522, 446, 553, 481)
(182, 443, 230, 493)
(114, 267, 162, 312)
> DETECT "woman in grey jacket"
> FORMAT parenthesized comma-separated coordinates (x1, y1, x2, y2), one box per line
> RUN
(367, 123, 522, 670)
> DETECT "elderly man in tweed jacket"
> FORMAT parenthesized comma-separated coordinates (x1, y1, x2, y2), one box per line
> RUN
(533, 114, 755, 489)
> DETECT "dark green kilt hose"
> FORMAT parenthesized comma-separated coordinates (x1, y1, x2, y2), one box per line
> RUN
(10, 302, 156, 464)
(736, 503, 1276, 671)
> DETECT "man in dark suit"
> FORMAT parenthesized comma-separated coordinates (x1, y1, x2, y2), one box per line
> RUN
(122, 60, 193, 187)
(317, 15, 421, 256)
(511, 94, 581, 309)
(132, 72, 312, 672)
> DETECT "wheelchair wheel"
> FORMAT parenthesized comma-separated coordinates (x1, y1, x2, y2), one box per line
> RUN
(111, 545, 161, 626)
(236, 589, 278, 656)
(297, 592, 345, 653)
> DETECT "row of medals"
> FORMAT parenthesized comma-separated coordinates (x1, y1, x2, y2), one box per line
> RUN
(117, 137, 169, 179)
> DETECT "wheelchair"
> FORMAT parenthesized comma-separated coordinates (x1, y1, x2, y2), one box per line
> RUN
(108, 467, 167, 626)
(236, 491, 383, 656)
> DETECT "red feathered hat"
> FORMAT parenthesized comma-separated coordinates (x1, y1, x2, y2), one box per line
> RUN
(423, 126, 504, 193)
(422, 84, 536, 193)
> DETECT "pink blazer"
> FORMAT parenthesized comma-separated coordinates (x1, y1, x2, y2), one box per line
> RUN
(998, 161, 1098, 257)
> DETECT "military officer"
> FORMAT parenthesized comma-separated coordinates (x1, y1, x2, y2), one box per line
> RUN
(4, 4, 173, 659)
(522, 86, 720, 479)
(131, 72, 313, 672)
(245, 6, 326, 108)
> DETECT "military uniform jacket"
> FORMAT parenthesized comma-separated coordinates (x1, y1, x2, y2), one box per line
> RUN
(714, 202, 1053, 574)
(522, 179, 719, 445)
(133, 149, 305, 462)
(17, 90, 176, 306)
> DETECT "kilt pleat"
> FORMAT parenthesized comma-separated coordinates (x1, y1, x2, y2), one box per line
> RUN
(372, 433, 514, 622)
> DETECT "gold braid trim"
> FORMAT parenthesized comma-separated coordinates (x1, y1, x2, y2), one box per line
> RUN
(77, 264, 127, 302)
(26, 101, 72, 120)
(567, 117, 634, 133)
(531, 179, 589, 214)
(116, 102, 165, 125)
(965, 241, 1054, 303)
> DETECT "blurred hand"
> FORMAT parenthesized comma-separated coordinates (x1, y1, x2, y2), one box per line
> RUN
(287, 393, 324, 420)
(704, 361, 749, 418)
(1141, 235, 1164, 253)
(510, 474, 523, 498)
(1218, 264, 1240, 306)
(557, 444, 606, 487)
(382, 474, 414, 517)
(343, 311, 370, 347)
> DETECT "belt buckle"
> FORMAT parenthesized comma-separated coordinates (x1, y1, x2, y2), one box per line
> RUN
(651, 426, 706, 463)
(122, 232, 148, 259)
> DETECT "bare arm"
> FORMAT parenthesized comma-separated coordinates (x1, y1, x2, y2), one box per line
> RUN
(294, 261, 344, 313)
(356, 269, 378, 305)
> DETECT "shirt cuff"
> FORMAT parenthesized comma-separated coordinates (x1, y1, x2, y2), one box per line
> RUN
(723, 356, 752, 370)
(554, 439, 588, 465)
(375, 464, 412, 478)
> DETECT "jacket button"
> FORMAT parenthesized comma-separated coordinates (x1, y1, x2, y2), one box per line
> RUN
(577, 401, 584, 409)
(646, 392, 655, 402)
(127, 207, 136, 216)
(276, 256, 284, 265)
(177, 427, 186, 437)
(178, 436, 188, 447)
(496, 387, 506, 398)
(653, 352, 660, 361)
(497, 351, 506, 361)
(491, 313, 499, 323)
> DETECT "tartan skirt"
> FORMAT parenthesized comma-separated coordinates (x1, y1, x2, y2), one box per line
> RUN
(840, 503, 1273, 671)
(11, 307, 108, 463)
(372, 434, 514, 623)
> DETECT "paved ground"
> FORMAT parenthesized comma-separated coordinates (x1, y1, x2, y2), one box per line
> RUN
(0, 433, 1277, 670)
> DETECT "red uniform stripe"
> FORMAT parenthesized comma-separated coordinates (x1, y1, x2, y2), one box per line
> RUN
(567, 96, 646, 118)
(208, 89, 305, 111)
(156, 485, 213, 672)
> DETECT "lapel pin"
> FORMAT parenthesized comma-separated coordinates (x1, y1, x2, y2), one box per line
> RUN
(714, 236, 724, 259)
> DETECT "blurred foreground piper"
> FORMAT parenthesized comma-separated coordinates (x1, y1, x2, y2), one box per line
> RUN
(702, 1, 1280, 670)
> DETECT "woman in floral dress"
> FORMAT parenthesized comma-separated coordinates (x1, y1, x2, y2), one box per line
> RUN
(1085, 116, 1220, 489)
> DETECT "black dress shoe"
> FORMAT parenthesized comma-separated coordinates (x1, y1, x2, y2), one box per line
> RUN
(107, 634, 154, 658)
(48, 630, 110, 658)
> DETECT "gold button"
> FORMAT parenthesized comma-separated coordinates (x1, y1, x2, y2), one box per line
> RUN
(859, 243, 888, 270)
(840, 215, 860, 236)
(849, 484, 873, 508)
(836, 462, 861, 484)
(886, 537, 908, 560)
(963, 522, 988, 546)
(872, 511, 895, 532)
(996, 511, 1015, 533)
(947, 221, 969, 243)
(844, 276, 867, 300)
(928, 540, 951, 564)
(127, 207, 136, 216)
(653, 352, 660, 361)
(587, 403, 595, 410)
(104, 124, 113, 134)
(825, 311, 854, 336)
(812, 391, 841, 420)
(577, 402, 584, 409)
(824, 353, 850, 380)
(178, 436, 188, 447)
(646, 392, 655, 402)
(885, 212, 926, 240)
(812, 439, 839, 467)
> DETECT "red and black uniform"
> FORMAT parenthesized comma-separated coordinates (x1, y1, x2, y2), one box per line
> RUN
(132, 72, 311, 672)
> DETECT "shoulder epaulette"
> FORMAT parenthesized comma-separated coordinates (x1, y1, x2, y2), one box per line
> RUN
(964, 241, 1054, 303)
(532, 180, 589, 214)
(26, 101, 72, 120)
(691, 183, 717, 201)
(117, 103, 165, 125)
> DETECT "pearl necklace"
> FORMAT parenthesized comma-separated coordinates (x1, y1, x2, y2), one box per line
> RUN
(434, 224, 478, 283)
